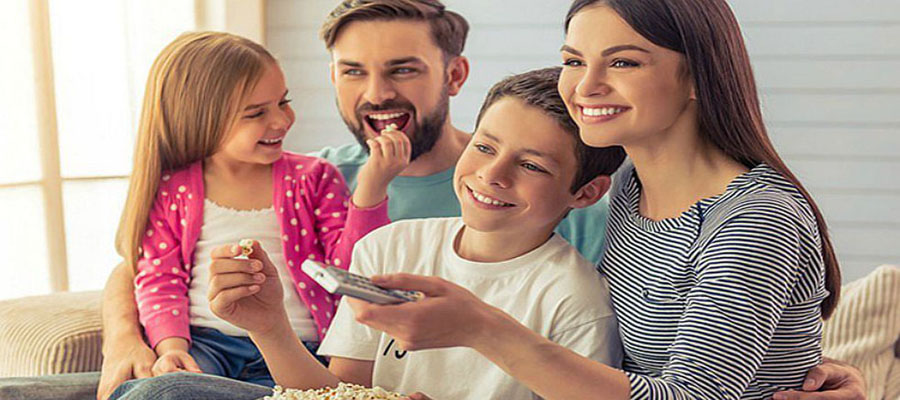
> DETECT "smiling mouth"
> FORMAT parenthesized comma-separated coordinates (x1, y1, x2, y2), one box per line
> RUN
(365, 111, 411, 133)
(579, 105, 629, 120)
(468, 186, 515, 207)
(258, 137, 284, 146)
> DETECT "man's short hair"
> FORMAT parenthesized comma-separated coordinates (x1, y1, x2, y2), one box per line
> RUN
(321, 0, 469, 61)
(475, 67, 626, 192)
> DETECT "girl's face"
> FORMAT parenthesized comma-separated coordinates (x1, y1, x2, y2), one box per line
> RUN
(217, 62, 295, 167)
(558, 5, 695, 148)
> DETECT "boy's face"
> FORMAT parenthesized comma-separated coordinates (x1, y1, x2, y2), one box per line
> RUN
(454, 97, 583, 236)
(330, 20, 457, 160)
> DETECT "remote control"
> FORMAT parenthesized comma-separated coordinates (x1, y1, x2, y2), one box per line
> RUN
(301, 260, 421, 304)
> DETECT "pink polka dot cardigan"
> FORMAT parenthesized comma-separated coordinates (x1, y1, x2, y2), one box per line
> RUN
(134, 151, 390, 347)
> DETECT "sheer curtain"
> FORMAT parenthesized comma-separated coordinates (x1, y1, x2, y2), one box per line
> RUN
(0, 0, 264, 300)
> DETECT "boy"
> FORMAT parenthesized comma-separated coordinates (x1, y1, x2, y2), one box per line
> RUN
(204, 67, 627, 400)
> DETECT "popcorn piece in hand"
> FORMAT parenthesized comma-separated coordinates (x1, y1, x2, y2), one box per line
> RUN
(383, 123, 398, 132)
(264, 383, 405, 400)
(239, 239, 254, 257)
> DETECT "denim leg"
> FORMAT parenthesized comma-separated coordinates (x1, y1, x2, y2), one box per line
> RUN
(0, 372, 100, 400)
(109, 372, 272, 400)
(189, 326, 255, 378)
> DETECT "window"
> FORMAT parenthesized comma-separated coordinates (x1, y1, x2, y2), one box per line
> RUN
(0, 0, 263, 300)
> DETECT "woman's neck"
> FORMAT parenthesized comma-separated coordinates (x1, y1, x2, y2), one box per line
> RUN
(625, 107, 748, 221)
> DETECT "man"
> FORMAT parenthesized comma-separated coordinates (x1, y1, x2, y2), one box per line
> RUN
(0, 1, 866, 400)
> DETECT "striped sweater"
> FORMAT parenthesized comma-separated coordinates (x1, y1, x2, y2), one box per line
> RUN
(601, 163, 828, 399)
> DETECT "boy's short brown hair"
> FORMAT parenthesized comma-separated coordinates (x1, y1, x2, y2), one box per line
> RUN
(475, 67, 626, 192)
(320, 0, 469, 61)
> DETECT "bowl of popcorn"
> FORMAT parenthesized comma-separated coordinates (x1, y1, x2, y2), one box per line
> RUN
(264, 383, 405, 400)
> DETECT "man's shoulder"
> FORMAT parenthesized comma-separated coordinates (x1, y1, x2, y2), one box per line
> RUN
(311, 143, 367, 167)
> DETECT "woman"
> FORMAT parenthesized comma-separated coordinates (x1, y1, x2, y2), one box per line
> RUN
(351, 0, 854, 398)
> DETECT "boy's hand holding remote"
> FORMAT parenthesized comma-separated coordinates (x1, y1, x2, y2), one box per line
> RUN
(208, 240, 287, 336)
(354, 126, 412, 208)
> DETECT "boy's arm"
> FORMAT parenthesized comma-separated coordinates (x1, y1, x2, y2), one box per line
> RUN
(97, 262, 157, 400)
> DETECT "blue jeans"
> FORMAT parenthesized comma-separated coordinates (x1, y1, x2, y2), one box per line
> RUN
(187, 326, 277, 387)
(110, 372, 274, 400)
(110, 327, 326, 400)
(0, 372, 99, 400)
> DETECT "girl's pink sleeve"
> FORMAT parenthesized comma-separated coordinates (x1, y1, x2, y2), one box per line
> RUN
(134, 188, 191, 348)
(311, 162, 390, 270)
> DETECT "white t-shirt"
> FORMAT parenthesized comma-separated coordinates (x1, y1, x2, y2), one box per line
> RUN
(318, 217, 622, 399)
(189, 199, 318, 341)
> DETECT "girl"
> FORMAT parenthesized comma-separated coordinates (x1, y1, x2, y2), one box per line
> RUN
(347, 0, 844, 399)
(114, 31, 409, 386)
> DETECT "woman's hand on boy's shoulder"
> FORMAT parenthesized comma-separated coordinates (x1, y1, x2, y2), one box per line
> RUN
(772, 358, 866, 400)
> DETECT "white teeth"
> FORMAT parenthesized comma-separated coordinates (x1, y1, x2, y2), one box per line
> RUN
(259, 137, 283, 144)
(368, 112, 406, 120)
(582, 107, 625, 117)
(471, 189, 512, 207)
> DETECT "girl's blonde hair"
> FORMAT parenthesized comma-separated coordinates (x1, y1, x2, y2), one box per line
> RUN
(116, 31, 276, 272)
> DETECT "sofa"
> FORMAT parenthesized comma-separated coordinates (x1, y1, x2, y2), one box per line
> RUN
(0, 265, 898, 399)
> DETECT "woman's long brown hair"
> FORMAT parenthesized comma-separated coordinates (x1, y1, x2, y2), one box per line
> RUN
(115, 32, 275, 273)
(566, 0, 841, 318)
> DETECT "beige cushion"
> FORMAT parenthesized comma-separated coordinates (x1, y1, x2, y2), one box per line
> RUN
(0, 291, 103, 377)
(822, 264, 900, 400)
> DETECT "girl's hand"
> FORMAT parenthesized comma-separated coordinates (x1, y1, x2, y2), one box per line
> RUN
(152, 350, 202, 376)
(207, 240, 287, 335)
(151, 337, 202, 376)
(353, 128, 412, 208)
(347, 273, 498, 351)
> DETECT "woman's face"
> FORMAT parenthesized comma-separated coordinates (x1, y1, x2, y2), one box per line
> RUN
(558, 5, 695, 148)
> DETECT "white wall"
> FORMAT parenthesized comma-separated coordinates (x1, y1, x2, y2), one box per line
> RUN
(266, 0, 900, 283)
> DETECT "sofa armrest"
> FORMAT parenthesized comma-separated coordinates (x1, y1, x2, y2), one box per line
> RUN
(0, 291, 103, 377)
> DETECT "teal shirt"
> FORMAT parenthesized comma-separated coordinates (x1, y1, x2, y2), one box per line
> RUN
(314, 143, 609, 264)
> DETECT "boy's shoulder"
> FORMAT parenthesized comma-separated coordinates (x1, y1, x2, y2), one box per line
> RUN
(532, 237, 616, 324)
(361, 217, 459, 248)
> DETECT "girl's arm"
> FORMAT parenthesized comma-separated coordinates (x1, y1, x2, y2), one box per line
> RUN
(133, 188, 191, 349)
(352, 128, 411, 208)
(311, 130, 409, 267)
(208, 241, 373, 389)
(249, 317, 374, 389)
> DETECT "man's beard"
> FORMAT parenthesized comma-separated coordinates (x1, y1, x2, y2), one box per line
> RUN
(339, 88, 449, 162)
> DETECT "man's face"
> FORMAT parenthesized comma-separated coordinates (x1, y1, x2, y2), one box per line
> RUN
(330, 20, 451, 161)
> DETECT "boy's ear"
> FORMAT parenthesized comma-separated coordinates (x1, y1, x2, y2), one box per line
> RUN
(446, 56, 469, 97)
(571, 175, 611, 209)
